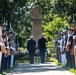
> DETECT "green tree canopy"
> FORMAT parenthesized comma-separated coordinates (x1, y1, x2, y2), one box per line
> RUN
(0, 0, 75, 47)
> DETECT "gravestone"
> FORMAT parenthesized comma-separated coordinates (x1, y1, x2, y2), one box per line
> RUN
(32, 5, 42, 44)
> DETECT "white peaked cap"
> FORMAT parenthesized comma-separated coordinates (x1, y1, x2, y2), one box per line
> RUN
(60, 32, 62, 34)
(63, 30, 66, 32)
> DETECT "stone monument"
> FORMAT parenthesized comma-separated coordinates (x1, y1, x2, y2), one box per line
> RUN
(32, 5, 42, 44)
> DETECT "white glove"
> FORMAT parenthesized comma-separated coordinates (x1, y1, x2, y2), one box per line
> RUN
(73, 35, 75, 39)
(6, 46, 9, 49)
(0, 42, 4, 46)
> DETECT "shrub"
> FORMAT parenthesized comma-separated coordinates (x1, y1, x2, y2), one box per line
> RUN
(15, 53, 29, 60)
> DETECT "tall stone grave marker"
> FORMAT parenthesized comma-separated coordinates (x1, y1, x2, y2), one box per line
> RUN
(32, 5, 42, 44)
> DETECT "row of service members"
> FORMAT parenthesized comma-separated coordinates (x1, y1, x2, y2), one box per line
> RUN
(0, 25, 17, 73)
(55, 28, 76, 68)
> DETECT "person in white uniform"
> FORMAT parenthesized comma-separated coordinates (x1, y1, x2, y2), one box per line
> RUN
(0, 25, 3, 73)
(60, 31, 66, 65)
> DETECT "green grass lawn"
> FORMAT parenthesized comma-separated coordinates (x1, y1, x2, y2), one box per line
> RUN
(62, 66, 76, 74)
(0, 59, 29, 75)
(0, 63, 18, 75)
(16, 59, 29, 63)
(54, 60, 76, 75)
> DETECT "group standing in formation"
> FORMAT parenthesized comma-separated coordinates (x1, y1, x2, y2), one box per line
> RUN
(55, 25, 76, 68)
(0, 24, 18, 73)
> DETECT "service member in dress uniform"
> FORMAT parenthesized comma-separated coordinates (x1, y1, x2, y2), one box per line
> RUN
(62, 30, 66, 65)
(6, 32, 11, 69)
(71, 24, 76, 68)
(69, 28, 74, 68)
(0, 26, 7, 70)
(2, 29, 8, 70)
(66, 28, 72, 67)
(0, 24, 3, 73)
(59, 32, 66, 65)
(57, 32, 61, 63)
(10, 34, 16, 67)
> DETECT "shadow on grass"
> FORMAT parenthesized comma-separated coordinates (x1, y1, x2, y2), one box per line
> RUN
(0, 63, 18, 75)
(54, 59, 76, 75)
(62, 65, 76, 74)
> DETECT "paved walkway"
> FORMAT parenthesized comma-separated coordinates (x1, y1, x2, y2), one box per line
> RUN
(7, 62, 75, 75)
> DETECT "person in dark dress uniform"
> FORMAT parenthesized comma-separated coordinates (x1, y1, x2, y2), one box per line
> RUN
(0, 24, 3, 73)
(66, 28, 72, 67)
(38, 33, 48, 63)
(27, 35, 36, 64)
